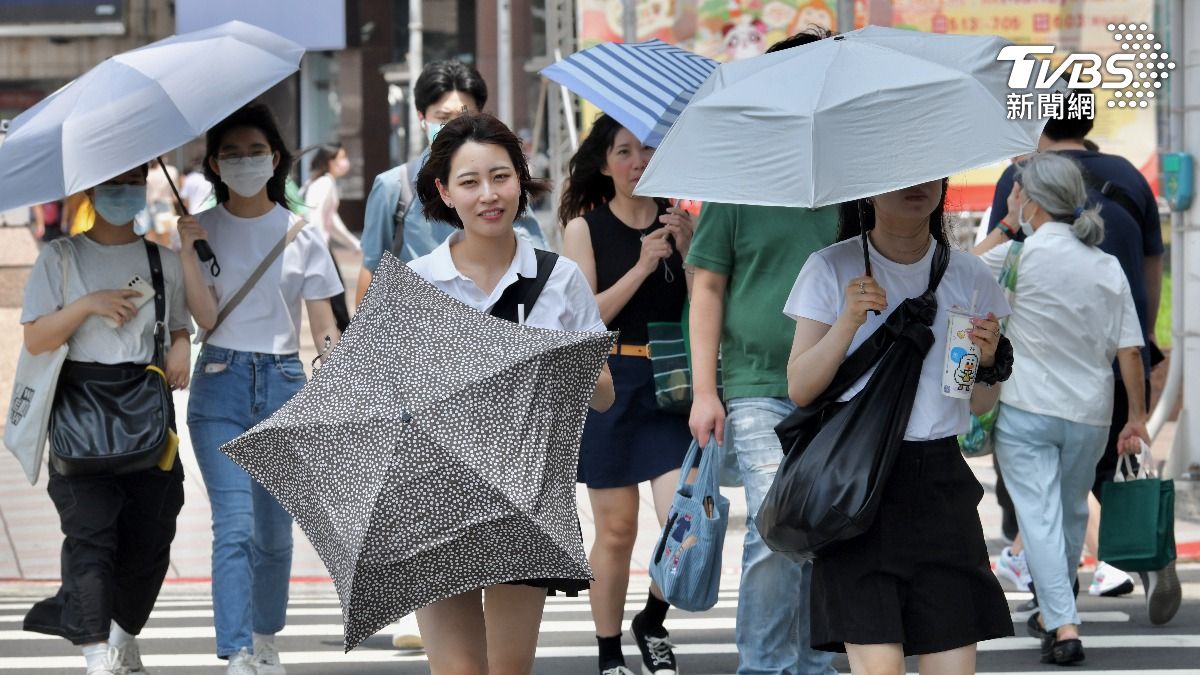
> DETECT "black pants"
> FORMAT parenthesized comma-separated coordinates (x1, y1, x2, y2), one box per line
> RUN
(24, 462, 184, 644)
(1092, 377, 1151, 502)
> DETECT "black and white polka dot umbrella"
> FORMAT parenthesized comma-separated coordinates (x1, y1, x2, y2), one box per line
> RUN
(221, 253, 616, 651)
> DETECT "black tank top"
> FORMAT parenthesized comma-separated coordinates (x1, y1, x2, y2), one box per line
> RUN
(584, 202, 686, 344)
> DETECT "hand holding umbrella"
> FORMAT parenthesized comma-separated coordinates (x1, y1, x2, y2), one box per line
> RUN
(155, 158, 219, 275)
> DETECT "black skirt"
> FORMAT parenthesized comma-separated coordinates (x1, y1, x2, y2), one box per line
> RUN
(811, 437, 1014, 656)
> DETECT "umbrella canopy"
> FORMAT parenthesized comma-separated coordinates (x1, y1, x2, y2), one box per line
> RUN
(221, 254, 617, 651)
(635, 26, 1056, 207)
(0, 20, 303, 212)
(541, 38, 717, 146)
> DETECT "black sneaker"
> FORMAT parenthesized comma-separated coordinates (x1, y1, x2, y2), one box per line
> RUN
(631, 614, 678, 675)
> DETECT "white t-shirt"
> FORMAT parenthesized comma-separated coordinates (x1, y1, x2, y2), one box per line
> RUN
(980, 222, 1144, 426)
(784, 236, 1010, 441)
(408, 231, 606, 333)
(198, 204, 344, 354)
(21, 235, 192, 364)
(180, 171, 214, 213)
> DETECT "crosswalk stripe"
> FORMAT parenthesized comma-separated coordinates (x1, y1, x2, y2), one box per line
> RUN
(3, 636, 1200, 670)
(0, 610, 1138, 641)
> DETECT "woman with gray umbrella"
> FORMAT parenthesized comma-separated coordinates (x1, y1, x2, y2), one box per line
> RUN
(404, 112, 613, 675)
(783, 178, 1014, 674)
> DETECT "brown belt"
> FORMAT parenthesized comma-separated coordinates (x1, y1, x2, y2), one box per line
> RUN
(610, 343, 648, 358)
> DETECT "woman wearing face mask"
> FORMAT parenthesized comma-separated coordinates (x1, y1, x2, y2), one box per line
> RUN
(559, 113, 694, 675)
(975, 153, 1149, 666)
(21, 164, 193, 675)
(406, 112, 614, 675)
(176, 103, 344, 675)
(784, 178, 1014, 675)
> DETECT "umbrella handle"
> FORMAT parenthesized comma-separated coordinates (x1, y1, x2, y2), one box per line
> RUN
(859, 207, 880, 317)
(159, 158, 221, 277)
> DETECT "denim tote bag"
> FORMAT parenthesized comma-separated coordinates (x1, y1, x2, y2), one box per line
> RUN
(649, 438, 730, 611)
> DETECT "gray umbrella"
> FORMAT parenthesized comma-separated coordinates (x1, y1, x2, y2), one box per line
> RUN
(221, 253, 616, 651)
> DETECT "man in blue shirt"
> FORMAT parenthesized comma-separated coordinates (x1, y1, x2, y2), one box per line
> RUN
(356, 61, 544, 305)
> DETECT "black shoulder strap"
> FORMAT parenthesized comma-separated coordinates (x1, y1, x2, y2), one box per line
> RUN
(144, 239, 166, 367)
(813, 240, 949, 405)
(1080, 169, 1143, 223)
(490, 249, 559, 324)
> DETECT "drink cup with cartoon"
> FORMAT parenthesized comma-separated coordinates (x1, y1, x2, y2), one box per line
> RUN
(943, 308, 981, 399)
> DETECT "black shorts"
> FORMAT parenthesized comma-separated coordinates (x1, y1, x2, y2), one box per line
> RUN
(811, 437, 1013, 656)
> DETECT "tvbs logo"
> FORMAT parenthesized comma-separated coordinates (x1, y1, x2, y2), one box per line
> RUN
(999, 23, 1174, 110)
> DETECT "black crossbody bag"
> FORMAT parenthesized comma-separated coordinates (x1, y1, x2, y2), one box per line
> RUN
(49, 240, 174, 476)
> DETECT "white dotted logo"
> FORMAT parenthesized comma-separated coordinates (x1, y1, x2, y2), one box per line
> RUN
(1106, 23, 1174, 109)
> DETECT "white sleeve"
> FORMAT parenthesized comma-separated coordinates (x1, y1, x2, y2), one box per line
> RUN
(298, 225, 345, 300)
(783, 252, 840, 325)
(561, 263, 606, 332)
(967, 253, 1011, 320)
(20, 240, 66, 324)
(1116, 277, 1145, 349)
(977, 240, 1011, 279)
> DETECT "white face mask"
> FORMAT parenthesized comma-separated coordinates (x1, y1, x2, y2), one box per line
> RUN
(217, 155, 275, 198)
(1017, 197, 1036, 237)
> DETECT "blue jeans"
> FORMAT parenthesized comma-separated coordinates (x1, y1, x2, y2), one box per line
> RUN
(187, 346, 305, 658)
(725, 398, 835, 675)
(993, 403, 1108, 632)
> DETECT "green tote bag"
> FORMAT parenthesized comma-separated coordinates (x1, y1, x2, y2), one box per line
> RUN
(1098, 446, 1177, 573)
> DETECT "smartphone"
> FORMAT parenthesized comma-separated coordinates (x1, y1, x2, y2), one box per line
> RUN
(102, 275, 156, 328)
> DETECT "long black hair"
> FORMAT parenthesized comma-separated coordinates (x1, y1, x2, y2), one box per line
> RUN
(557, 113, 666, 226)
(306, 143, 342, 181)
(204, 102, 296, 209)
(836, 179, 952, 246)
(416, 113, 549, 228)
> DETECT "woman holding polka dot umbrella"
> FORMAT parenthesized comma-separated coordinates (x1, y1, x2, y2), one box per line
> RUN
(222, 113, 615, 673)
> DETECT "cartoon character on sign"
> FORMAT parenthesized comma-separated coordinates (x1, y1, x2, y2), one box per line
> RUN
(787, 0, 835, 34)
(955, 352, 979, 391)
(722, 0, 768, 61)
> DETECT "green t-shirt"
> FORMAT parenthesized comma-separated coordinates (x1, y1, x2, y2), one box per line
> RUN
(686, 202, 838, 400)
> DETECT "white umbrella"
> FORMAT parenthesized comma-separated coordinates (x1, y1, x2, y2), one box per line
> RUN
(635, 26, 1056, 208)
(0, 20, 303, 213)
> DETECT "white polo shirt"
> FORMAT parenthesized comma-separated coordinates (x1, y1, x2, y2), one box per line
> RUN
(407, 231, 606, 333)
(980, 222, 1143, 426)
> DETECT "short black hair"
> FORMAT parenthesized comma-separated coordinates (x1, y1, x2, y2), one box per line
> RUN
(416, 113, 548, 228)
(204, 102, 296, 208)
(414, 61, 489, 116)
(1041, 89, 1095, 141)
(766, 26, 832, 53)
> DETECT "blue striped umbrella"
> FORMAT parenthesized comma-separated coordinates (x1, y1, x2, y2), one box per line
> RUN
(541, 39, 717, 147)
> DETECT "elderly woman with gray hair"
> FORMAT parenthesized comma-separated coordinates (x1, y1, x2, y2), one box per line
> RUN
(975, 152, 1150, 667)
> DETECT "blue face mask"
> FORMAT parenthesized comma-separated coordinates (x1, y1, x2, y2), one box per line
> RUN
(425, 121, 446, 145)
(92, 185, 147, 226)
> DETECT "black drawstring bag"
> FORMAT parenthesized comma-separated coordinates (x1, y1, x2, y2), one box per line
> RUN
(49, 240, 174, 476)
(756, 241, 949, 561)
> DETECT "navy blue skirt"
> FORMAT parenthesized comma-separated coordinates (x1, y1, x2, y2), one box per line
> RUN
(578, 354, 691, 489)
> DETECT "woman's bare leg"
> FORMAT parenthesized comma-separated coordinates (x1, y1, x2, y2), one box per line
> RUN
(484, 584, 548, 675)
(917, 644, 977, 675)
(415, 590, 488, 675)
(846, 642, 905, 675)
(587, 485, 641, 635)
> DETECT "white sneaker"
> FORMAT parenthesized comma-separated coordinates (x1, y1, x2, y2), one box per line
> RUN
(995, 546, 1032, 592)
(601, 667, 636, 675)
(114, 637, 147, 675)
(252, 637, 285, 675)
(87, 645, 125, 675)
(1089, 561, 1135, 597)
(226, 647, 256, 675)
(392, 631, 423, 650)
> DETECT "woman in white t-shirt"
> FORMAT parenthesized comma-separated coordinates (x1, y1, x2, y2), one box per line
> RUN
(302, 143, 361, 253)
(783, 178, 1014, 674)
(976, 153, 1149, 666)
(176, 103, 344, 675)
(405, 112, 614, 675)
